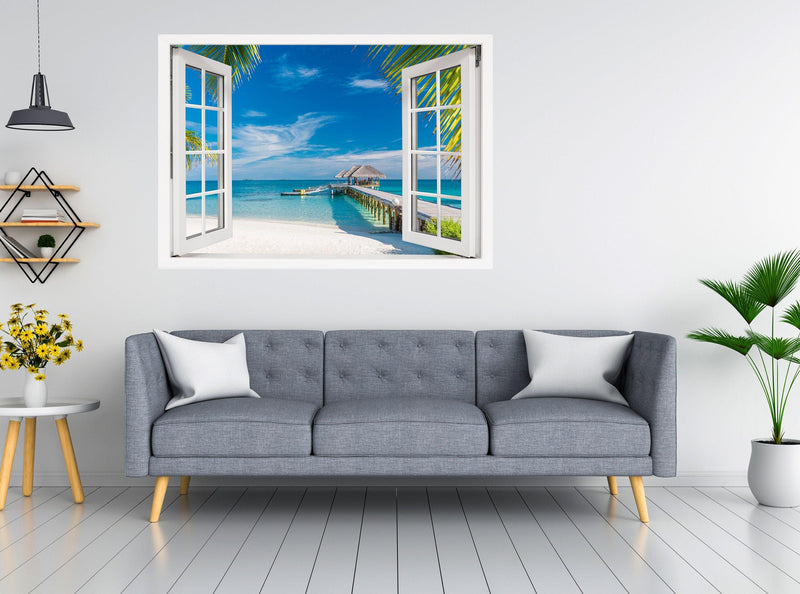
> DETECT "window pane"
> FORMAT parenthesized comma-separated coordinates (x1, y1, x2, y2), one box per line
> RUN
(439, 214, 462, 243)
(205, 109, 219, 150)
(185, 195, 202, 239)
(205, 155, 222, 193)
(440, 108, 461, 153)
(413, 73, 436, 109)
(440, 155, 462, 197)
(410, 193, 438, 236)
(205, 72, 222, 107)
(205, 192, 222, 232)
(411, 153, 437, 193)
(413, 111, 437, 151)
(440, 66, 461, 106)
(185, 66, 202, 106)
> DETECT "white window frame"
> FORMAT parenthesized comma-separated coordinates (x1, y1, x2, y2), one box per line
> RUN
(157, 34, 493, 269)
(402, 47, 479, 257)
(171, 48, 233, 255)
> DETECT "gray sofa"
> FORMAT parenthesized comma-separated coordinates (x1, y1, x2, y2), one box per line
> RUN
(125, 329, 676, 522)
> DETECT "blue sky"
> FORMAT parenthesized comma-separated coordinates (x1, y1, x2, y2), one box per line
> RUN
(228, 45, 403, 180)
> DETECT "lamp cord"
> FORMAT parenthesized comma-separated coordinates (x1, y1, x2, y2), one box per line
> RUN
(36, 0, 41, 73)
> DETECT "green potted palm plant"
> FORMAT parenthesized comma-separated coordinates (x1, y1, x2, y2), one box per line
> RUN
(689, 250, 800, 507)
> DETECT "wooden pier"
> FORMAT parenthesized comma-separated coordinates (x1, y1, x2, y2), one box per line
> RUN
(333, 184, 461, 232)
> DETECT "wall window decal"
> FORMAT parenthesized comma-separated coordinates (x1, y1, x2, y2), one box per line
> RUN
(160, 37, 491, 266)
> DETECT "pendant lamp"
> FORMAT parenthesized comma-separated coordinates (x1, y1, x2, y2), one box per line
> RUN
(6, 0, 74, 131)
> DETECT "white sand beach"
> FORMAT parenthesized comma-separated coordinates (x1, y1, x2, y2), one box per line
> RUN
(191, 218, 436, 256)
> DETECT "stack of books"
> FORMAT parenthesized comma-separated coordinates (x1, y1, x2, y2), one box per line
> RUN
(20, 208, 68, 223)
(0, 234, 37, 259)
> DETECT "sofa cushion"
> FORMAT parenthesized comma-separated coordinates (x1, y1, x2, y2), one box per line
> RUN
(152, 397, 318, 457)
(483, 397, 650, 457)
(324, 331, 475, 403)
(313, 397, 488, 456)
(172, 330, 324, 406)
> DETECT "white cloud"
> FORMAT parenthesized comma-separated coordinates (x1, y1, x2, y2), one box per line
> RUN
(242, 109, 267, 118)
(233, 113, 336, 166)
(274, 54, 321, 87)
(234, 148, 403, 180)
(348, 77, 387, 91)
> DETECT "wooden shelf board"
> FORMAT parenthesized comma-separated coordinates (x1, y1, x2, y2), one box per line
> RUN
(0, 185, 80, 192)
(0, 258, 80, 263)
(0, 222, 99, 228)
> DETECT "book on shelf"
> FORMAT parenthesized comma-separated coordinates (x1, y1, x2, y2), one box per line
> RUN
(0, 234, 37, 259)
(20, 208, 68, 223)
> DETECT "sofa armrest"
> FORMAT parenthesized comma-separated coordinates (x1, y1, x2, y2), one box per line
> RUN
(125, 332, 171, 477)
(625, 331, 677, 477)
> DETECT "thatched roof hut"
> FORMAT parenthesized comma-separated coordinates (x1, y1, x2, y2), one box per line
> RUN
(335, 165, 387, 185)
(334, 169, 349, 178)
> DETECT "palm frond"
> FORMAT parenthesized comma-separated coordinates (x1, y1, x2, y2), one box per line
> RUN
(183, 44, 261, 97)
(699, 279, 765, 324)
(746, 330, 800, 360)
(742, 250, 800, 307)
(780, 301, 800, 331)
(687, 328, 754, 355)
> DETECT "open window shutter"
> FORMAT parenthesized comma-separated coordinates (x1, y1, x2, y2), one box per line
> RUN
(401, 47, 480, 257)
(171, 48, 233, 255)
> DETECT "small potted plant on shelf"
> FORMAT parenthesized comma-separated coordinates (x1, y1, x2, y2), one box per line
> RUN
(37, 234, 55, 258)
(0, 303, 83, 408)
(689, 250, 800, 507)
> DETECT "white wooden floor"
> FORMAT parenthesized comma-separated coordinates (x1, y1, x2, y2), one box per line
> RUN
(0, 485, 798, 593)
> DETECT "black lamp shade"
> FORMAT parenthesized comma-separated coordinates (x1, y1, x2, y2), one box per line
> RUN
(6, 73, 74, 131)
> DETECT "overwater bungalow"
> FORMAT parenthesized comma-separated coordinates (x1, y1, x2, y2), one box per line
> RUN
(335, 165, 386, 189)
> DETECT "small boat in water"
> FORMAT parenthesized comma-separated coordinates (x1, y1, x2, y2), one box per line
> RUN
(280, 185, 329, 196)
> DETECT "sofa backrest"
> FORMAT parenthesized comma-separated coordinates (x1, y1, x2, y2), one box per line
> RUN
(172, 330, 324, 406)
(475, 330, 631, 407)
(324, 330, 476, 403)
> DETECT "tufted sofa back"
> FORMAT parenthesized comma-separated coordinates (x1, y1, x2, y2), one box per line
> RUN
(324, 330, 476, 403)
(172, 330, 324, 405)
(475, 330, 631, 407)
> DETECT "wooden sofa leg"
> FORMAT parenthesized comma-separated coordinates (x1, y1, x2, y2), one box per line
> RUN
(607, 476, 618, 495)
(150, 476, 169, 522)
(180, 476, 190, 495)
(630, 476, 649, 523)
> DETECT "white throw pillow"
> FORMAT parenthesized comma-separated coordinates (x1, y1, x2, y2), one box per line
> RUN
(153, 330, 260, 410)
(512, 330, 633, 406)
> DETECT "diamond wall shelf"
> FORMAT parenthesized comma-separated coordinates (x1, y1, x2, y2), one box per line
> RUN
(0, 167, 100, 283)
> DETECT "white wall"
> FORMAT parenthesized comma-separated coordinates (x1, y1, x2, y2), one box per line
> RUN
(0, 0, 798, 485)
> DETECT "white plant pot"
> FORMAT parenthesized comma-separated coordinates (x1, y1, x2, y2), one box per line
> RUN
(747, 439, 800, 507)
(39, 247, 54, 258)
(4, 171, 21, 186)
(23, 372, 47, 408)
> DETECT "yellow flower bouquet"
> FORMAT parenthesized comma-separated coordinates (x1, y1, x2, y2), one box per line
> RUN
(0, 303, 83, 381)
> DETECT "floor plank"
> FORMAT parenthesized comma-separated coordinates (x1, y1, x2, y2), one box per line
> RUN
(727, 486, 800, 532)
(578, 487, 717, 594)
(306, 487, 366, 594)
(428, 488, 489, 594)
(397, 488, 443, 594)
(646, 487, 798, 592)
(459, 488, 534, 594)
(0, 487, 149, 592)
(352, 487, 398, 594)
(548, 487, 672, 593)
(260, 487, 335, 594)
(487, 487, 579, 594)
(33, 488, 179, 594)
(168, 488, 275, 594)
(76, 487, 215, 593)
(0, 487, 80, 548)
(123, 488, 246, 593)
(214, 487, 305, 593)
(517, 487, 626, 594)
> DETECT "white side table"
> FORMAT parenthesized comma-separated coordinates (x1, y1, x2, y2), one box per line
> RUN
(0, 399, 100, 509)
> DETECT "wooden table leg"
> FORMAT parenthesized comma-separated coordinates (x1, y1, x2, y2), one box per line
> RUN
(55, 417, 84, 504)
(0, 419, 21, 510)
(23, 418, 36, 497)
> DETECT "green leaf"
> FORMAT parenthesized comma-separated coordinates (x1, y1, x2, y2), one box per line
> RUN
(742, 250, 800, 307)
(699, 279, 765, 324)
(746, 330, 800, 360)
(781, 301, 800, 331)
(182, 45, 261, 93)
(687, 328, 754, 355)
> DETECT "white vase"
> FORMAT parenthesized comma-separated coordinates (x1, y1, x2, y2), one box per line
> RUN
(39, 247, 54, 258)
(4, 171, 21, 186)
(747, 439, 800, 507)
(23, 372, 47, 408)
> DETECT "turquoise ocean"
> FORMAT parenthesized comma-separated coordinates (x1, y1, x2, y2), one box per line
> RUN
(186, 179, 460, 232)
